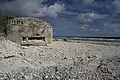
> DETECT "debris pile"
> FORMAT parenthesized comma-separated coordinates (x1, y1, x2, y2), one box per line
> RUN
(0, 37, 120, 80)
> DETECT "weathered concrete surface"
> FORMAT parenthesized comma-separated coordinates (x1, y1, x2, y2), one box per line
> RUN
(7, 17, 53, 46)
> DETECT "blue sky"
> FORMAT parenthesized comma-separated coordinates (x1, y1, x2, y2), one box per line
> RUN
(0, 0, 120, 37)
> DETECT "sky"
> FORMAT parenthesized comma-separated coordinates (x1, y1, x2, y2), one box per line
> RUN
(0, 0, 120, 37)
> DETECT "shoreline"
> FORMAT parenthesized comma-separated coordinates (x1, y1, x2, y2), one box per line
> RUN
(54, 39, 120, 46)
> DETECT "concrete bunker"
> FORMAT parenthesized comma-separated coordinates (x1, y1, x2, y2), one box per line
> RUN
(7, 17, 53, 46)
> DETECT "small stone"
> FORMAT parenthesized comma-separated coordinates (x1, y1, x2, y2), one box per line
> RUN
(22, 46, 29, 49)
(19, 53, 24, 56)
(56, 76, 60, 79)
(45, 75, 48, 78)
(51, 75, 54, 78)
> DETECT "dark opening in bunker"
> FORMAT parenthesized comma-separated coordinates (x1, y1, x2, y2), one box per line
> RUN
(28, 37, 45, 41)
(22, 37, 45, 41)
(22, 37, 27, 41)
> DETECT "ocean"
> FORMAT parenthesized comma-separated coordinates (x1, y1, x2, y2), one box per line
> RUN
(54, 36, 120, 42)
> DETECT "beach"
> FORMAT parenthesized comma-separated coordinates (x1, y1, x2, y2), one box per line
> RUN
(0, 37, 120, 80)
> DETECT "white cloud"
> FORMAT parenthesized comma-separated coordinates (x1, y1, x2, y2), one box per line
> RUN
(0, 0, 65, 17)
(112, 0, 120, 12)
(80, 24, 89, 30)
(78, 12, 105, 23)
(82, 0, 95, 5)
(80, 24, 99, 32)
(103, 21, 120, 33)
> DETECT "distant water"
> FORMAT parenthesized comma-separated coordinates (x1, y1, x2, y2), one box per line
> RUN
(54, 36, 120, 42)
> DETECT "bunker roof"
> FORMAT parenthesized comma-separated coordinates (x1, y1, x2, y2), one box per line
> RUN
(9, 17, 52, 28)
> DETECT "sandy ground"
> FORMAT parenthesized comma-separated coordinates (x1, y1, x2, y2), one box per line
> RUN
(0, 37, 120, 80)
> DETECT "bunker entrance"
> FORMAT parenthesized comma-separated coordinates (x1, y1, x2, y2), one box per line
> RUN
(22, 37, 45, 41)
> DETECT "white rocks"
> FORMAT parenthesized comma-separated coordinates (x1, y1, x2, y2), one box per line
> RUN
(21, 46, 29, 49)
(0, 38, 120, 79)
